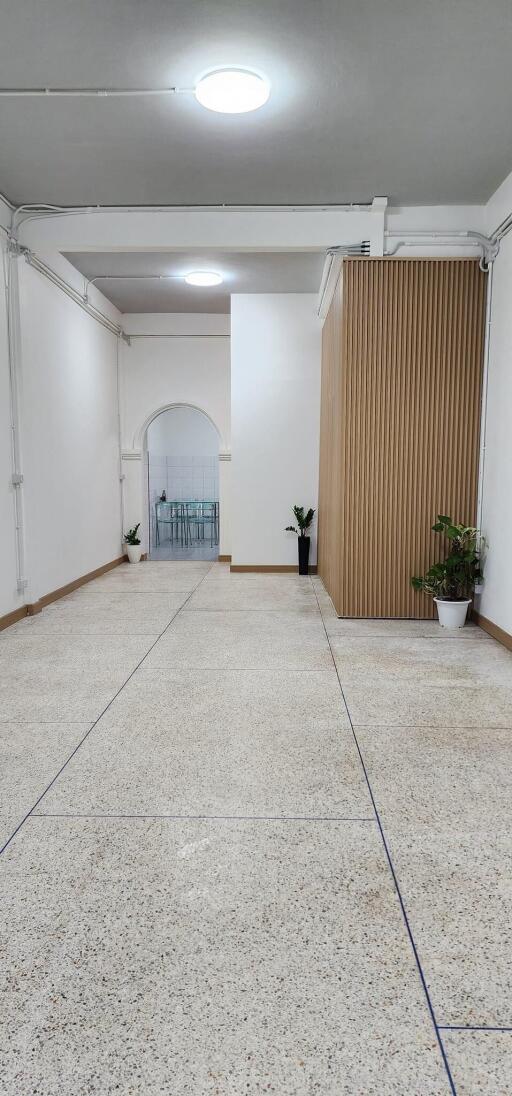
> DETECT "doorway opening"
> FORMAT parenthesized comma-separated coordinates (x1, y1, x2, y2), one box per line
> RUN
(146, 405, 220, 561)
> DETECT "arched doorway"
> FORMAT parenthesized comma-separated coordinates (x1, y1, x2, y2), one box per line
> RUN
(144, 405, 220, 560)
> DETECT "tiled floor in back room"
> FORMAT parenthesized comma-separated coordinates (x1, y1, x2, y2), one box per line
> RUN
(1, 561, 512, 1095)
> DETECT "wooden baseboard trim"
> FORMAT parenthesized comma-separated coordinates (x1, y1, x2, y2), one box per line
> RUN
(230, 564, 318, 574)
(218, 554, 232, 563)
(0, 604, 29, 632)
(27, 601, 43, 616)
(472, 611, 512, 652)
(26, 555, 128, 615)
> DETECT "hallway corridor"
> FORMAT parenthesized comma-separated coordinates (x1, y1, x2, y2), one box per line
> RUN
(1, 562, 511, 1094)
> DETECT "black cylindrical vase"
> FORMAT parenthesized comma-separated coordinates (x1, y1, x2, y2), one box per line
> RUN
(298, 535, 310, 575)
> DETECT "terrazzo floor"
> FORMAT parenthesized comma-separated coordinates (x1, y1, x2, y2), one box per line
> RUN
(1, 561, 512, 1094)
(148, 540, 218, 561)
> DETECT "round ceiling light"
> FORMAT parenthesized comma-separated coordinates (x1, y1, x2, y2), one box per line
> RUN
(194, 68, 270, 114)
(184, 271, 223, 287)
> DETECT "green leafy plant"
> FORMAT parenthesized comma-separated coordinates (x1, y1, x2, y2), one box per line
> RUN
(124, 524, 141, 546)
(411, 515, 484, 601)
(285, 505, 315, 537)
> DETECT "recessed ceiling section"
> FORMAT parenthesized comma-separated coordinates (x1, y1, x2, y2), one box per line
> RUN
(63, 250, 326, 313)
(1, 1, 512, 205)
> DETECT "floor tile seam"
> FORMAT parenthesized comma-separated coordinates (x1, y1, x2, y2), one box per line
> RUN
(54, 592, 197, 599)
(312, 582, 457, 1096)
(179, 609, 325, 616)
(0, 720, 95, 725)
(26, 586, 200, 593)
(333, 670, 512, 679)
(133, 665, 339, 674)
(0, 719, 116, 726)
(327, 635, 492, 643)
(136, 667, 338, 674)
(325, 632, 492, 640)
(349, 723, 512, 732)
(330, 639, 506, 680)
(0, 564, 216, 859)
(332, 673, 512, 688)
(27, 812, 378, 822)
(325, 635, 495, 642)
(1, 632, 164, 638)
(350, 722, 512, 730)
(53, 583, 203, 590)
(183, 608, 322, 614)
(157, 622, 328, 631)
(4, 717, 507, 729)
(438, 1025, 512, 1033)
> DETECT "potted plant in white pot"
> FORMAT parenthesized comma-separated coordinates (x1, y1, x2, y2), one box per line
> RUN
(124, 523, 142, 564)
(411, 515, 484, 628)
(285, 505, 315, 575)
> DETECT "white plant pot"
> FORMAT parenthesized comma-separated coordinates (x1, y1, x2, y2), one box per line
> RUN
(434, 598, 471, 629)
(126, 543, 142, 564)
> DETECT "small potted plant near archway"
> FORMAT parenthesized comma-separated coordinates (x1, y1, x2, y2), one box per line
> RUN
(285, 505, 315, 575)
(124, 523, 142, 564)
(411, 515, 484, 628)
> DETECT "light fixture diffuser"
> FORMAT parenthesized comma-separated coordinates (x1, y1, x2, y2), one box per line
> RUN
(195, 68, 270, 114)
(184, 271, 223, 287)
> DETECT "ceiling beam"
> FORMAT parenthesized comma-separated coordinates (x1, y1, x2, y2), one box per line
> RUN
(17, 206, 379, 252)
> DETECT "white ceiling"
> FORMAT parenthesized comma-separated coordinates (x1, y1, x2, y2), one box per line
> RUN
(63, 250, 326, 312)
(1, 1, 512, 206)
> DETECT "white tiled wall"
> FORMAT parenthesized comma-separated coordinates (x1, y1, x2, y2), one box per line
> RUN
(148, 453, 219, 545)
(149, 453, 219, 503)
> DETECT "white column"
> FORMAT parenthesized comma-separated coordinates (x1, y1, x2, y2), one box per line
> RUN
(121, 449, 146, 551)
(218, 451, 231, 558)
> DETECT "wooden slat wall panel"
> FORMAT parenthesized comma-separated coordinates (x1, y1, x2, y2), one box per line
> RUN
(318, 258, 486, 618)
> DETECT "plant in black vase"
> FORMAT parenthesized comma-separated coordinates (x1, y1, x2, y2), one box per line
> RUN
(285, 505, 315, 575)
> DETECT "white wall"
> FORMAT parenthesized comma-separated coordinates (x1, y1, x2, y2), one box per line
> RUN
(476, 172, 512, 634)
(17, 259, 122, 603)
(147, 405, 219, 458)
(231, 294, 321, 566)
(121, 313, 230, 450)
(120, 313, 230, 555)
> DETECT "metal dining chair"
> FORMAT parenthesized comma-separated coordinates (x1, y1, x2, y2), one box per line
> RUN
(155, 500, 184, 546)
(185, 501, 218, 547)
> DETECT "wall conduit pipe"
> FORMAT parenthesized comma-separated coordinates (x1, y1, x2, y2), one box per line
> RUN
(476, 260, 495, 558)
(22, 251, 130, 342)
(3, 238, 28, 595)
(115, 336, 126, 547)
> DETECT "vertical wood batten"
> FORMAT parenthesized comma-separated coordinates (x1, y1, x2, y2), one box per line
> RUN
(317, 258, 486, 618)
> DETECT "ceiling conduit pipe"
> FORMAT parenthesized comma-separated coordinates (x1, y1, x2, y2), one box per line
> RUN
(21, 250, 130, 343)
(0, 86, 190, 98)
(317, 241, 370, 318)
(84, 273, 183, 302)
(384, 229, 499, 270)
(491, 211, 512, 243)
